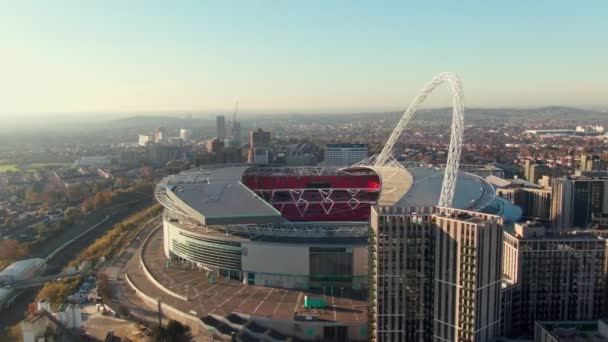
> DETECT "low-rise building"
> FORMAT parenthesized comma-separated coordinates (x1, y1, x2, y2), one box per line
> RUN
(75, 156, 112, 167)
(535, 320, 608, 342)
(0, 258, 46, 284)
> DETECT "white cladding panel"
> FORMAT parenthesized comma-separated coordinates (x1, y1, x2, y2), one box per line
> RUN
(241, 242, 309, 276)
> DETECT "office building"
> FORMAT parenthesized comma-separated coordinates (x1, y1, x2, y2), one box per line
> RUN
(138, 134, 153, 146)
(179, 128, 192, 143)
(222, 147, 243, 164)
(551, 174, 608, 230)
(580, 154, 608, 172)
(118, 149, 144, 166)
(286, 153, 318, 166)
(488, 176, 551, 220)
(232, 120, 241, 146)
(324, 143, 368, 166)
(205, 138, 224, 154)
(155, 127, 168, 143)
(496, 187, 551, 221)
(148, 143, 181, 166)
(370, 206, 503, 342)
(502, 222, 606, 336)
(216, 115, 226, 141)
(248, 128, 271, 164)
(519, 188, 551, 220)
(524, 160, 548, 185)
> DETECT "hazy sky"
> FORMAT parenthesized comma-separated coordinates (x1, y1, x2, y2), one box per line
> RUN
(1, 1, 607, 115)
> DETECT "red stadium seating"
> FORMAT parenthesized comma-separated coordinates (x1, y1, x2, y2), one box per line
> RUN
(242, 174, 381, 221)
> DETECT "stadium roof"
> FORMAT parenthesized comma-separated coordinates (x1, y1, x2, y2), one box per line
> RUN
(400, 167, 493, 208)
(159, 165, 506, 227)
(165, 166, 282, 225)
(360, 166, 495, 209)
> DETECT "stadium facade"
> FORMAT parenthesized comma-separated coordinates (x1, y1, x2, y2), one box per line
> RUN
(155, 164, 520, 291)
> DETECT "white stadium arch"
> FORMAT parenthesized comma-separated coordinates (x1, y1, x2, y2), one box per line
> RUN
(375, 72, 464, 207)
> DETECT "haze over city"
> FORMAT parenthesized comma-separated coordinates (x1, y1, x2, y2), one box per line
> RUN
(1, 0, 607, 120)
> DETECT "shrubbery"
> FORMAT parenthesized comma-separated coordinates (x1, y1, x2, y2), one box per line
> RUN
(34, 276, 83, 311)
(69, 204, 161, 267)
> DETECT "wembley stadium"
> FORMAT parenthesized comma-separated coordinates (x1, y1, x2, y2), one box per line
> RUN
(155, 164, 520, 290)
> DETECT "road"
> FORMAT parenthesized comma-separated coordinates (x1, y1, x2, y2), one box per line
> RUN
(42, 199, 152, 274)
(101, 216, 163, 325)
(10, 274, 63, 289)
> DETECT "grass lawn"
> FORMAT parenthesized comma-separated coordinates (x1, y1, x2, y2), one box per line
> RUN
(0, 164, 19, 172)
(28, 162, 73, 169)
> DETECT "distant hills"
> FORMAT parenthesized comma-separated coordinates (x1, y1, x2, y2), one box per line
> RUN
(391, 106, 607, 120)
(94, 106, 607, 126)
(103, 115, 209, 129)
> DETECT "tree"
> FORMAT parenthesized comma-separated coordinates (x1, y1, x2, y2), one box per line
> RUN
(152, 320, 194, 342)
(25, 186, 40, 203)
(132, 181, 154, 195)
(64, 207, 78, 221)
(0, 239, 29, 260)
(3, 215, 15, 227)
(82, 198, 94, 213)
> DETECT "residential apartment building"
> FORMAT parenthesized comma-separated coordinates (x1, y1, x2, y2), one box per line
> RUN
(502, 222, 606, 336)
(551, 174, 608, 230)
(370, 206, 503, 342)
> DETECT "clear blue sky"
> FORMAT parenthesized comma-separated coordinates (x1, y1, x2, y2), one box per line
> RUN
(1, 1, 607, 115)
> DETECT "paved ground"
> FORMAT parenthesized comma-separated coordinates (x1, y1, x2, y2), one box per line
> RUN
(81, 304, 150, 342)
(125, 228, 368, 323)
(105, 217, 165, 326)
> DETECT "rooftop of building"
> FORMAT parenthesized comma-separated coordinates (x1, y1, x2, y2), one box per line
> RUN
(486, 175, 542, 189)
(505, 228, 604, 241)
(537, 320, 608, 342)
(433, 208, 501, 224)
(0, 258, 45, 278)
(563, 171, 608, 180)
(325, 143, 368, 148)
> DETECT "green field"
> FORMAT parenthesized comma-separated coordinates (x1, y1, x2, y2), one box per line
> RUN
(0, 164, 19, 172)
(0, 163, 73, 172)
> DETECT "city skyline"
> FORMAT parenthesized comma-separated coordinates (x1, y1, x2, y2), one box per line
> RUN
(1, 1, 608, 116)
